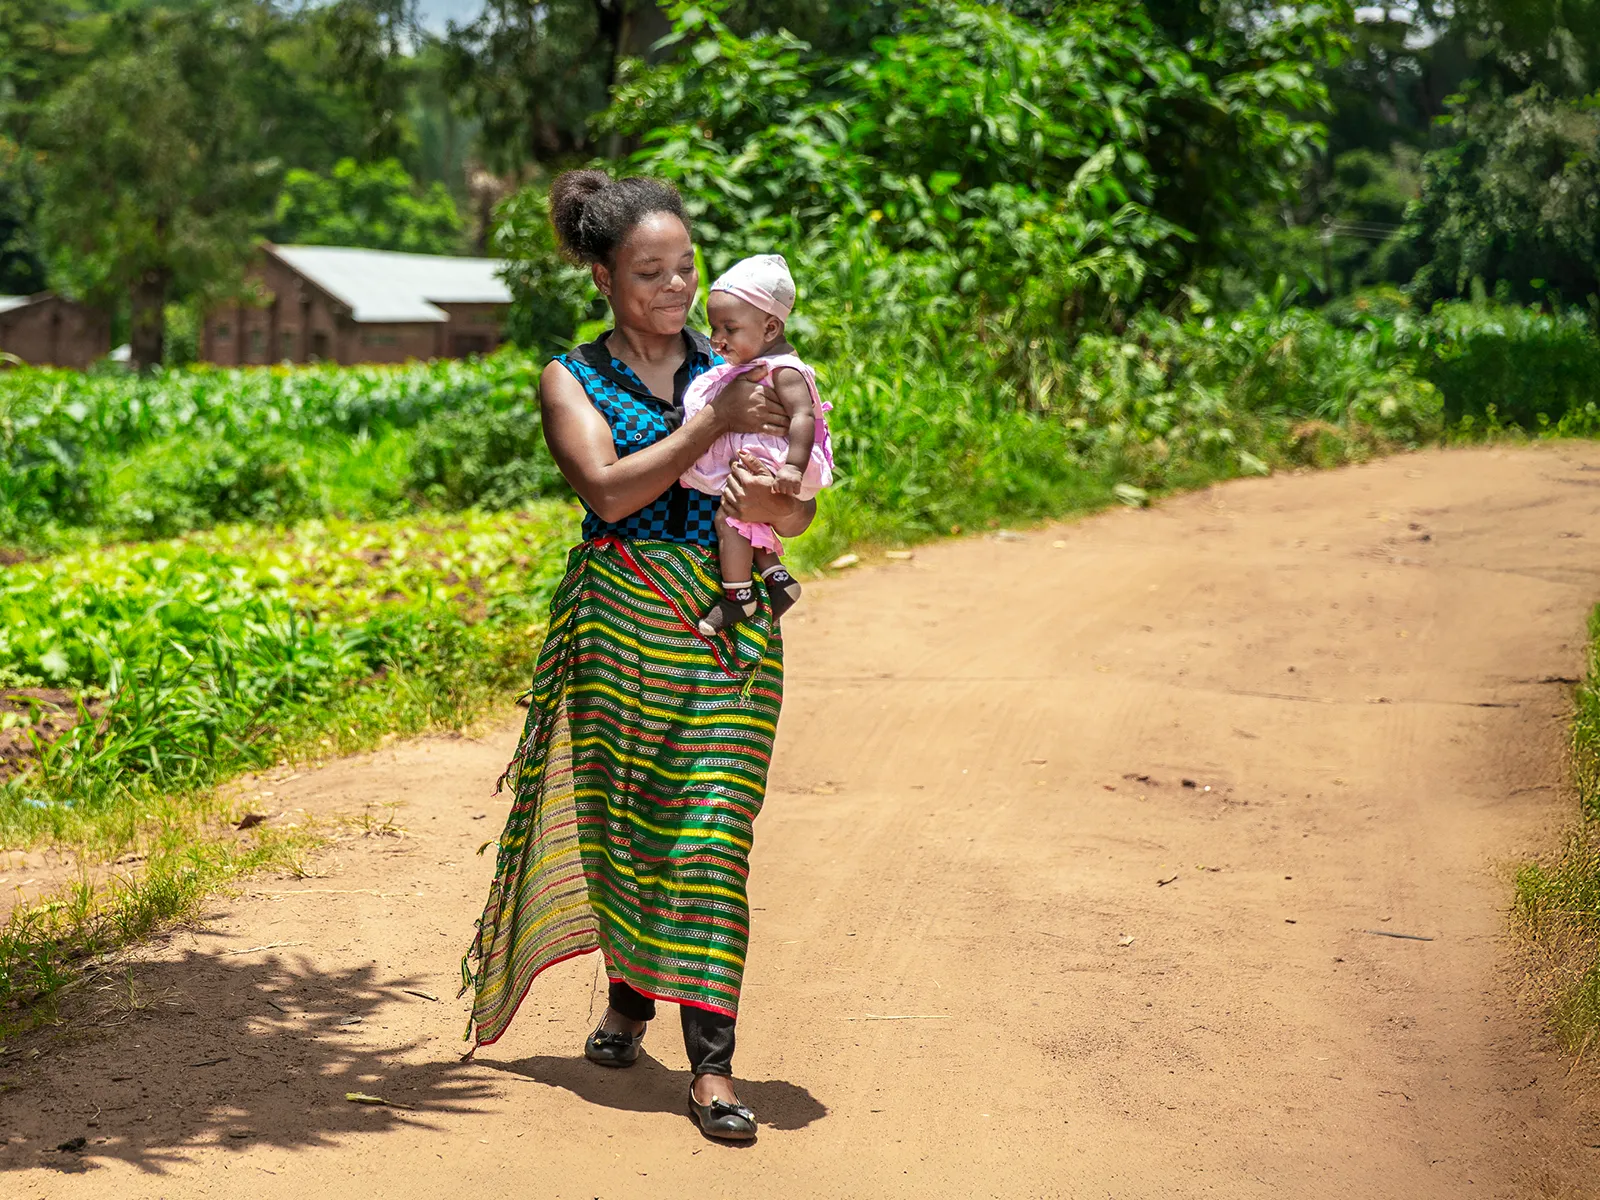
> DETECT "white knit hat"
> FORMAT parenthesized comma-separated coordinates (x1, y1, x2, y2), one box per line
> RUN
(710, 254, 796, 322)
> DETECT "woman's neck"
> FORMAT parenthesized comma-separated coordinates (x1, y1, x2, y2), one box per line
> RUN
(606, 324, 682, 365)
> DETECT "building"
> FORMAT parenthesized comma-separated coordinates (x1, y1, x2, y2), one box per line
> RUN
(0, 294, 111, 370)
(201, 244, 512, 366)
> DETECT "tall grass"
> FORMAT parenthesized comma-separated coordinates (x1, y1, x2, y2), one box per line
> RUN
(1515, 606, 1600, 1055)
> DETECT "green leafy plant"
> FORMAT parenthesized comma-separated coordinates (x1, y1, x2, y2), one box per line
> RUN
(270, 157, 465, 254)
(1409, 87, 1600, 309)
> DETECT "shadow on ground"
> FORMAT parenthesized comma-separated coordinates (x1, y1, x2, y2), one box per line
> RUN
(482, 1052, 827, 1132)
(0, 939, 493, 1176)
(0, 934, 828, 1177)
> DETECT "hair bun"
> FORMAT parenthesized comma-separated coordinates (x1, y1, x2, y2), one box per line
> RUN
(545, 169, 688, 267)
(550, 169, 613, 263)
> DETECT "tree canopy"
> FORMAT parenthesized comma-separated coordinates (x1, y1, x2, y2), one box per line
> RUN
(270, 158, 464, 254)
(2, 0, 1600, 365)
(29, 9, 280, 367)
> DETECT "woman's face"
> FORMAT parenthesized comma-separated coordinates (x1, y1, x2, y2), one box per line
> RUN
(594, 212, 696, 336)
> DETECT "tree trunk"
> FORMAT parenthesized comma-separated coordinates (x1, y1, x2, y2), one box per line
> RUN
(619, 0, 670, 59)
(598, 1, 672, 159)
(130, 267, 169, 371)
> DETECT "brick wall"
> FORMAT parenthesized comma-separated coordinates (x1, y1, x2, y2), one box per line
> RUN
(340, 322, 444, 365)
(433, 303, 506, 358)
(0, 297, 111, 370)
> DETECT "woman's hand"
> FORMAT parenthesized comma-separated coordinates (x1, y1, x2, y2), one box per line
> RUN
(710, 366, 789, 436)
(722, 451, 817, 536)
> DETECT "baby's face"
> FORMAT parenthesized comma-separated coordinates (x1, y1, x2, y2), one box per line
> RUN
(708, 292, 777, 364)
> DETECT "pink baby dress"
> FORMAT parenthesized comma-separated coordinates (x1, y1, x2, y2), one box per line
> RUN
(679, 352, 834, 552)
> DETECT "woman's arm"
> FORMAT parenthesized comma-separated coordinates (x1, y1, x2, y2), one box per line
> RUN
(539, 361, 787, 524)
(722, 451, 817, 538)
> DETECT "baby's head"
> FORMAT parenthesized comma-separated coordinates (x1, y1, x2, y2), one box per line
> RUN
(707, 253, 795, 364)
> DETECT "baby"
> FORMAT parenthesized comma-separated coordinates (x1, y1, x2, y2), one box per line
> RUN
(680, 254, 833, 637)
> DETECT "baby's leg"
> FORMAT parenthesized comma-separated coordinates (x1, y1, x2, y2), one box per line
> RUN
(697, 512, 758, 637)
(720, 514, 755, 589)
(755, 549, 802, 621)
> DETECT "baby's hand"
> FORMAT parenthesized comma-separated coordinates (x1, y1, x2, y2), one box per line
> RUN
(772, 464, 805, 496)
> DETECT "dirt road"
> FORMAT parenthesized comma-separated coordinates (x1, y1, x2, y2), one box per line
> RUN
(5, 443, 1600, 1199)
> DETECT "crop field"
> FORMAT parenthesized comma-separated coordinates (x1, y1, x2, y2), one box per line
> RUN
(1, 506, 574, 820)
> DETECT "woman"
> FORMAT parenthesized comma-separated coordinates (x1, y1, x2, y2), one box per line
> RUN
(462, 169, 813, 1143)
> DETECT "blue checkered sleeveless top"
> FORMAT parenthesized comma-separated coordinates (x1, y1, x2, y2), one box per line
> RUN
(555, 330, 723, 546)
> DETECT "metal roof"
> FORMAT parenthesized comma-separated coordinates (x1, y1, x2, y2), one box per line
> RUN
(268, 245, 513, 324)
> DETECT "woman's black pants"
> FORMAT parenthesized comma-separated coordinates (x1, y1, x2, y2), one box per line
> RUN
(608, 980, 736, 1078)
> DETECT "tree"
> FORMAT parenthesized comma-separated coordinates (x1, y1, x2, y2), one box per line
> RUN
(443, 0, 904, 169)
(488, 184, 596, 351)
(313, 0, 428, 163)
(1451, 0, 1600, 96)
(1, 0, 85, 296)
(0, 138, 45, 295)
(443, 0, 677, 169)
(594, 1, 1331, 293)
(1409, 87, 1600, 306)
(269, 157, 464, 253)
(29, 18, 276, 368)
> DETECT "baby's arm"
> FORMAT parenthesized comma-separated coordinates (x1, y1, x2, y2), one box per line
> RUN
(769, 367, 816, 497)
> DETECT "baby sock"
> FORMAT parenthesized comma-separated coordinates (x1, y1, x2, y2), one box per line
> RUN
(761, 564, 803, 620)
(697, 582, 757, 637)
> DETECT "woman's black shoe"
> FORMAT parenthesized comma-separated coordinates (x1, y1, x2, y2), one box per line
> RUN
(584, 1024, 644, 1067)
(688, 1090, 758, 1141)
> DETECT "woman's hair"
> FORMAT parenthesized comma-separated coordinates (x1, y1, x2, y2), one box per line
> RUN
(549, 170, 688, 267)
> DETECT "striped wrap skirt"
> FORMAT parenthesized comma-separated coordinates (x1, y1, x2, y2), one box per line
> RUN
(463, 538, 783, 1046)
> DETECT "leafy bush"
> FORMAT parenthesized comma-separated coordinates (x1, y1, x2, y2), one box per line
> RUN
(406, 404, 567, 509)
(269, 157, 465, 254)
(1327, 295, 1600, 431)
(575, 0, 1331, 348)
(1416, 303, 1600, 429)
(490, 184, 598, 353)
(1410, 88, 1600, 308)
(99, 434, 312, 538)
(1053, 297, 1444, 479)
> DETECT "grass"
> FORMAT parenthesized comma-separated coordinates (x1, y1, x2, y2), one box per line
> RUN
(0, 802, 315, 1039)
(1514, 605, 1600, 1056)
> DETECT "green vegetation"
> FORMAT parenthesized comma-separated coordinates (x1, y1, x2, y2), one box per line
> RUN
(1, 0, 475, 359)
(4, 0, 1600, 1042)
(0, 355, 554, 549)
(27, 12, 277, 368)
(1, 508, 571, 826)
(1515, 607, 1600, 1055)
(0, 507, 570, 1031)
(269, 158, 464, 255)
